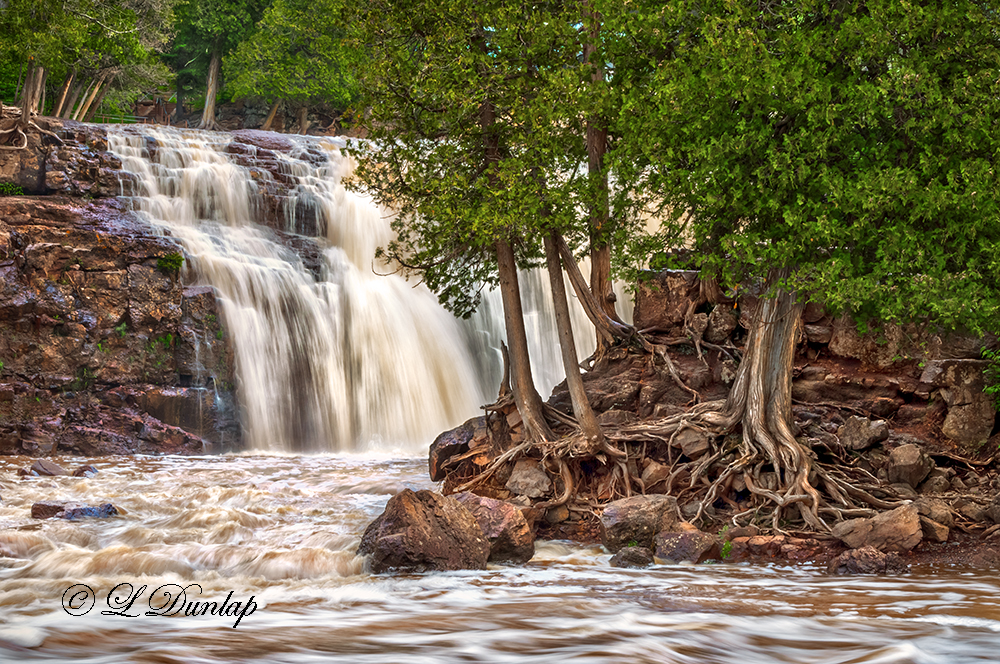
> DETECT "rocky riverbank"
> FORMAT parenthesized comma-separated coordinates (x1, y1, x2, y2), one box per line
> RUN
(360, 272, 1000, 573)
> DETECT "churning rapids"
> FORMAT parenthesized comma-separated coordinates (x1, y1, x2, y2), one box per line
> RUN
(1, 454, 1000, 663)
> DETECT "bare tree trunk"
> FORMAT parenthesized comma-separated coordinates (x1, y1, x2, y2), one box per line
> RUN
(14, 61, 25, 104)
(83, 79, 110, 122)
(497, 238, 554, 443)
(717, 268, 820, 530)
(19, 65, 40, 123)
(297, 105, 309, 134)
(554, 233, 635, 346)
(261, 99, 281, 131)
(74, 72, 106, 121)
(544, 232, 606, 449)
(199, 48, 222, 130)
(53, 70, 75, 118)
(174, 77, 185, 123)
(34, 68, 48, 115)
(62, 80, 86, 119)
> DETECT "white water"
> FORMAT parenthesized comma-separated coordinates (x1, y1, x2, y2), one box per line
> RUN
(106, 127, 627, 453)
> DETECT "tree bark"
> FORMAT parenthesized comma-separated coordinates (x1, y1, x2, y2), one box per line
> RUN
(497, 238, 554, 443)
(544, 233, 606, 449)
(19, 64, 40, 123)
(35, 68, 48, 115)
(62, 80, 85, 119)
(199, 48, 222, 130)
(554, 233, 635, 346)
(53, 70, 75, 118)
(74, 72, 107, 121)
(83, 78, 110, 122)
(297, 105, 309, 134)
(261, 99, 281, 131)
(719, 268, 821, 530)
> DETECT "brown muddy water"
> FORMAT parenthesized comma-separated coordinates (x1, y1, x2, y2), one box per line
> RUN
(1, 454, 999, 663)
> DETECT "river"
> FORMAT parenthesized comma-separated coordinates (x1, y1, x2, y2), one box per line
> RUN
(1, 453, 998, 663)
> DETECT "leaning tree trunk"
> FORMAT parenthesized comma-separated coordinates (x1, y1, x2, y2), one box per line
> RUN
(62, 80, 86, 119)
(83, 79, 110, 123)
(261, 99, 281, 131)
(35, 68, 48, 115)
(199, 49, 222, 131)
(52, 70, 75, 118)
(544, 232, 613, 455)
(74, 72, 107, 121)
(496, 238, 554, 444)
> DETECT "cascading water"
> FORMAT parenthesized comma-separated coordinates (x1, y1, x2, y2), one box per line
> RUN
(106, 126, 625, 452)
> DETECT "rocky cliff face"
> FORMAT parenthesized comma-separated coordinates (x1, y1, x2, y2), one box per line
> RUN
(0, 118, 239, 455)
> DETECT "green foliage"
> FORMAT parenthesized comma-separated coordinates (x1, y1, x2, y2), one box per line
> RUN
(225, 0, 358, 110)
(610, 0, 1000, 334)
(0, 182, 24, 196)
(115, 321, 128, 338)
(721, 540, 733, 561)
(157, 252, 184, 276)
(984, 349, 1000, 412)
(70, 366, 95, 391)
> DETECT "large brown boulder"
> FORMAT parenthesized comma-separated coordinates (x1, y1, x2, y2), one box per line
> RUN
(827, 546, 909, 575)
(600, 495, 679, 553)
(831, 504, 922, 552)
(838, 417, 889, 451)
(357, 489, 489, 573)
(653, 531, 721, 564)
(452, 492, 534, 564)
(428, 417, 482, 482)
(886, 444, 934, 488)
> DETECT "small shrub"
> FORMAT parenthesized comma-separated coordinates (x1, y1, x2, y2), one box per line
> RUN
(0, 182, 24, 196)
(984, 348, 1000, 412)
(115, 322, 128, 338)
(157, 252, 184, 276)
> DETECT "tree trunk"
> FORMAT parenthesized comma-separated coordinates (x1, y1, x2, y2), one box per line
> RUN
(554, 233, 635, 346)
(83, 79, 110, 122)
(61, 80, 85, 119)
(261, 99, 281, 131)
(199, 48, 222, 131)
(53, 70, 75, 118)
(174, 77, 185, 124)
(297, 105, 309, 134)
(582, 1, 620, 357)
(19, 64, 40, 124)
(719, 268, 821, 530)
(544, 233, 606, 449)
(35, 68, 48, 115)
(74, 73, 106, 121)
(497, 238, 554, 443)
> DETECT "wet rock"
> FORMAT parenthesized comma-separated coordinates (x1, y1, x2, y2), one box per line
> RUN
(827, 546, 909, 575)
(357, 489, 489, 573)
(73, 464, 99, 477)
(837, 416, 890, 451)
(544, 505, 570, 525)
(24, 460, 70, 477)
(505, 459, 551, 499)
(653, 530, 721, 564)
(609, 546, 654, 568)
(831, 504, 922, 552)
(913, 497, 954, 527)
(31, 501, 118, 520)
(886, 444, 934, 488)
(428, 417, 481, 482)
(722, 525, 760, 541)
(600, 494, 679, 553)
(453, 492, 534, 564)
(919, 516, 949, 543)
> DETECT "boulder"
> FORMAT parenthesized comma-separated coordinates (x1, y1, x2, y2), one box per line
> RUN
(640, 460, 670, 489)
(988, 495, 1000, 524)
(505, 459, 551, 499)
(921, 360, 996, 446)
(953, 497, 990, 523)
(600, 495, 679, 553)
(837, 417, 890, 451)
(428, 417, 481, 482)
(827, 546, 910, 575)
(705, 306, 738, 344)
(73, 464, 99, 477)
(831, 504, 922, 552)
(25, 460, 70, 477)
(31, 501, 118, 519)
(675, 429, 710, 459)
(653, 531, 721, 564)
(918, 474, 951, 495)
(452, 492, 534, 564)
(609, 546, 654, 568)
(919, 516, 949, 543)
(913, 497, 954, 527)
(886, 444, 934, 488)
(357, 489, 489, 573)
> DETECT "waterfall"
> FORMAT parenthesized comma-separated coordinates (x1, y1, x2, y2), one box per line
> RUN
(107, 126, 629, 452)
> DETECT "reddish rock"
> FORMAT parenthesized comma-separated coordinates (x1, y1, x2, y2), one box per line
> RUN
(837, 417, 889, 451)
(453, 492, 534, 564)
(600, 494, 679, 552)
(919, 516, 949, 543)
(357, 489, 489, 573)
(831, 504, 922, 552)
(653, 531, 721, 563)
(827, 546, 909, 575)
(505, 458, 551, 499)
(886, 444, 934, 488)
(30, 501, 118, 519)
(73, 464, 98, 477)
(609, 546, 654, 568)
(428, 418, 480, 482)
(28, 459, 69, 476)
